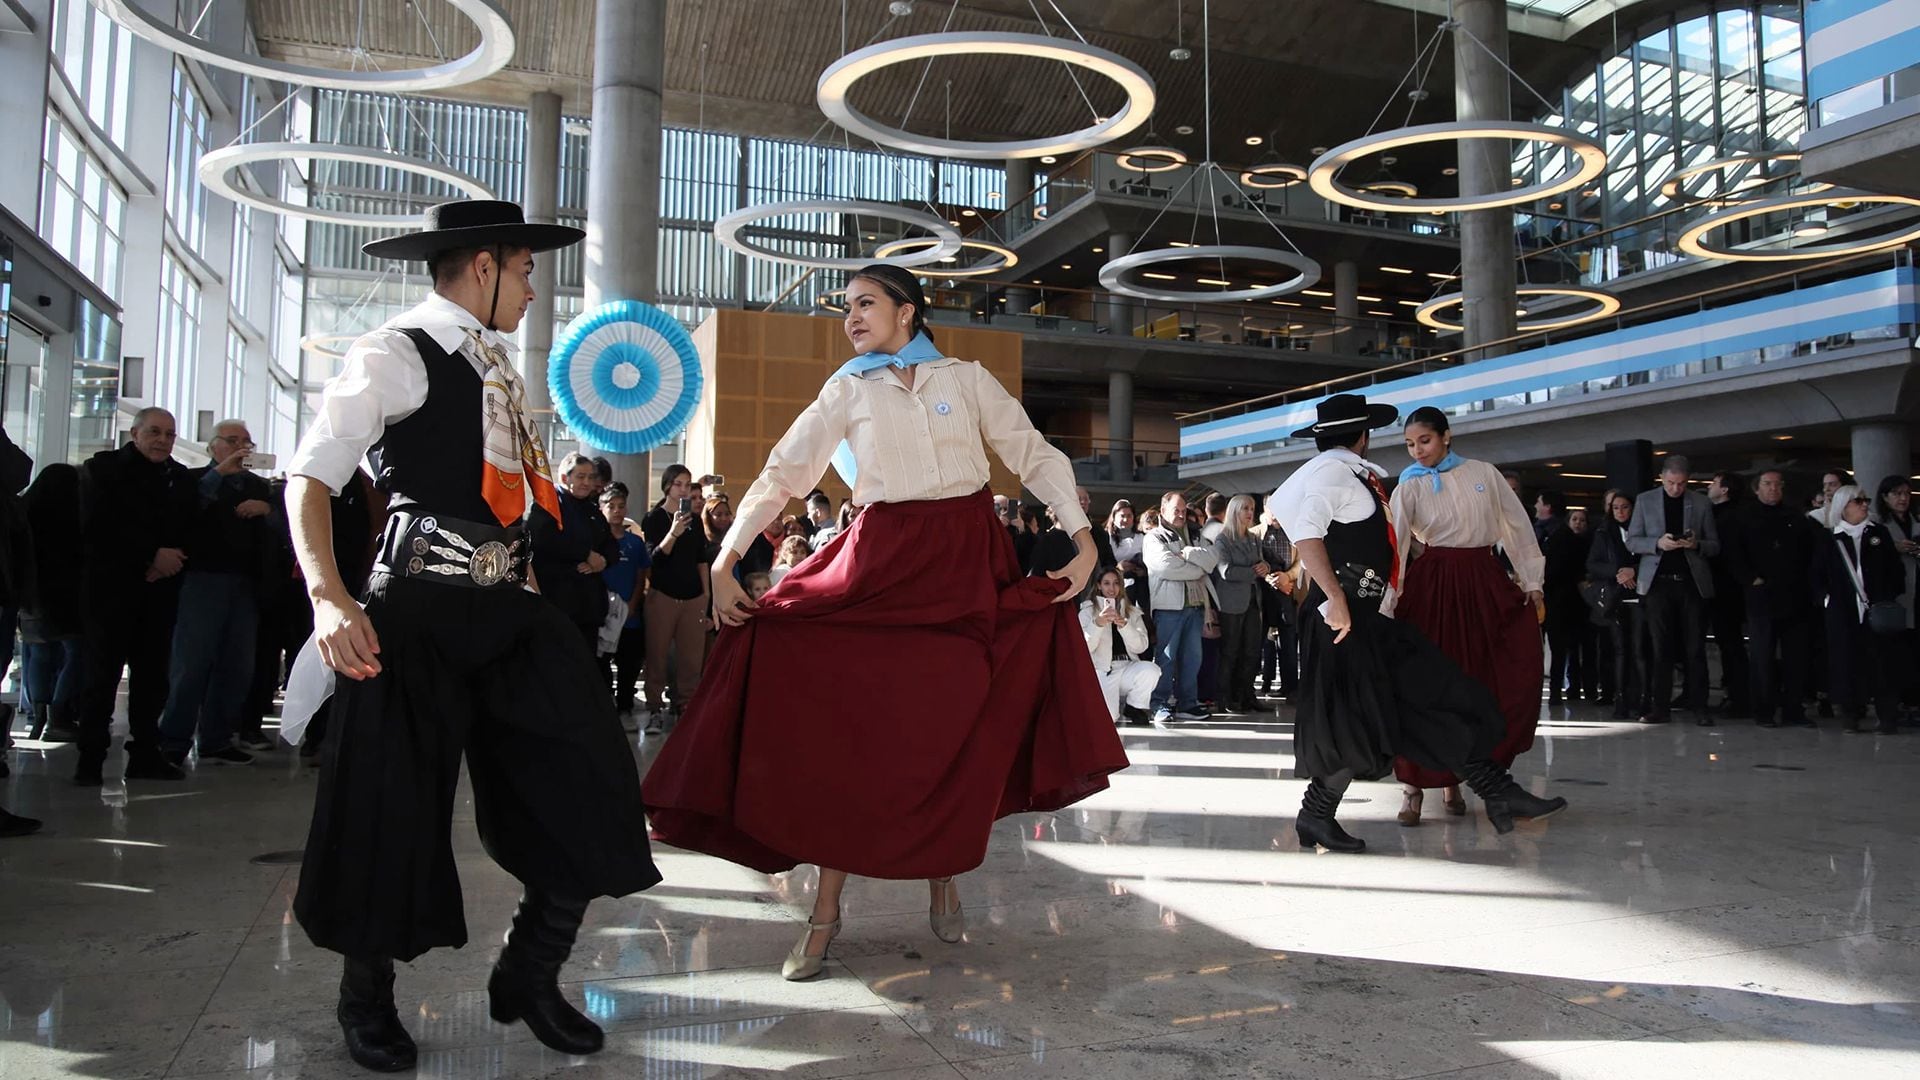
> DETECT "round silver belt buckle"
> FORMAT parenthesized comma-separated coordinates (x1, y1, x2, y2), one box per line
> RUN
(469, 540, 512, 587)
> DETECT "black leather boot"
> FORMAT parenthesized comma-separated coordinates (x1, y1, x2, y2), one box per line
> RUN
(1461, 761, 1568, 835)
(44, 702, 81, 743)
(1294, 778, 1366, 853)
(488, 890, 603, 1055)
(337, 956, 417, 1072)
(26, 703, 49, 741)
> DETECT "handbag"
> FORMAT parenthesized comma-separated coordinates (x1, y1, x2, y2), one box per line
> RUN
(1580, 578, 1622, 623)
(1201, 594, 1222, 639)
(1866, 600, 1907, 635)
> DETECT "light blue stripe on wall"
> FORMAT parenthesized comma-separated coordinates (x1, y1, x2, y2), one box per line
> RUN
(1806, 0, 1899, 32)
(1807, 0, 1920, 100)
(1181, 268, 1917, 457)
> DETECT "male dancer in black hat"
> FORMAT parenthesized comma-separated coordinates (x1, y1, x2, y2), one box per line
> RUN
(286, 200, 659, 1071)
(1269, 394, 1567, 853)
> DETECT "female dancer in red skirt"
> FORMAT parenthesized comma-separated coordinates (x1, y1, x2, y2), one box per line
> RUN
(642, 264, 1128, 982)
(1387, 407, 1545, 825)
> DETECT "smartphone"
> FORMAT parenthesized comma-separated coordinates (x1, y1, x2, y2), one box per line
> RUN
(1097, 596, 1114, 613)
(678, 497, 692, 515)
(244, 452, 277, 471)
(701, 474, 726, 487)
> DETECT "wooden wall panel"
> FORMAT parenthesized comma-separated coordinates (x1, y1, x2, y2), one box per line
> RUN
(686, 310, 1026, 518)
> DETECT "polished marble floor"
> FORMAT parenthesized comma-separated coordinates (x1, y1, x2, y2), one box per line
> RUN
(1, 697, 1916, 1080)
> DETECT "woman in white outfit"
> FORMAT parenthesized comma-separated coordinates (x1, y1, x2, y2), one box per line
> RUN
(1082, 567, 1161, 725)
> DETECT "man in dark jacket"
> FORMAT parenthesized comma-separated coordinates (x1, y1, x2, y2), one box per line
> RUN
(528, 452, 622, 652)
(1706, 471, 1751, 718)
(158, 420, 276, 767)
(1726, 470, 1819, 727)
(76, 407, 194, 784)
(0, 425, 41, 835)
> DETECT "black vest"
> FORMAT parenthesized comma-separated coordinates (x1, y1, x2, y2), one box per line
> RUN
(368, 328, 496, 523)
(1304, 470, 1395, 618)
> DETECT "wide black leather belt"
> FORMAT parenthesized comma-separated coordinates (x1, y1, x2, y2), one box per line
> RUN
(374, 510, 529, 590)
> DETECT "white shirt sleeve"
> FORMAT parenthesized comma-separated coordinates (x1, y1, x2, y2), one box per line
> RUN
(972, 364, 1091, 537)
(287, 328, 430, 495)
(1269, 465, 1338, 542)
(722, 376, 851, 559)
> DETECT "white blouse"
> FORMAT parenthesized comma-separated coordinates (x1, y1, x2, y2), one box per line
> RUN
(1388, 457, 1545, 594)
(721, 357, 1090, 559)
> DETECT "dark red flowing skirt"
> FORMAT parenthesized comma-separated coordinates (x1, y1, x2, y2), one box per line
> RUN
(1392, 546, 1543, 787)
(641, 489, 1128, 879)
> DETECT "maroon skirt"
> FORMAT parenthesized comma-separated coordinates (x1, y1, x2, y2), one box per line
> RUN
(641, 489, 1128, 879)
(1392, 545, 1543, 787)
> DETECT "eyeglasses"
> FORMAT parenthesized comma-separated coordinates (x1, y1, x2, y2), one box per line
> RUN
(213, 435, 255, 448)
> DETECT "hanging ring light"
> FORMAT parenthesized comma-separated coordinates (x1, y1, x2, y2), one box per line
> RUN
(1658, 152, 1825, 206)
(713, 200, 962, 270)
(1675, 190, 1920, 261)
(1099, 245, 1322, 302)
(89, 0, 515, 92)
(1117, 145, 1190, 173)
(817, 32, 1156, 159)
(1416, 285, 1621, 332)
(200, 142, 495, 227)
(870, 237, 1020, 276)
(1239, 163, 1307, 189)
(298, 333, 360, 363)
(1309, 121, 1607, 213)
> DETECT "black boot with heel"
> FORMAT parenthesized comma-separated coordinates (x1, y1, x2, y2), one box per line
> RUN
(1294, 778, 1366, 853)
(1461, 761, 1568, 835)
(488, 890, 604, 1055)
(337, 956, 416, 1072)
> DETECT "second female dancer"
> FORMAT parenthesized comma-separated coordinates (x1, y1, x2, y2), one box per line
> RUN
(1387, 407, 1545, 826)
(642, 264, 1128, 981)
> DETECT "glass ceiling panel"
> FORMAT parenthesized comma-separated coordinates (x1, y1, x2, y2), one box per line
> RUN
(1507, 0, 1601, 15)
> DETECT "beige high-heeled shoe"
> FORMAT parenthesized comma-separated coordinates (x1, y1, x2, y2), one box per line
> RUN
(1443, 784, 1467, 816)
(781, 917, 840, 981)
(1397, 787, 1423, 827)
(929, 877, 965, 943)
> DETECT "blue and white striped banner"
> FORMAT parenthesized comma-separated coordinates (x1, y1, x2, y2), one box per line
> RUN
(1807, 0, 1920, 103)
(1181, 267, 1919, 459)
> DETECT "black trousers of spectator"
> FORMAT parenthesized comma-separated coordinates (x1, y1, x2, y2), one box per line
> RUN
(1598, 601, 1647, 717)
(1261, 619, 1299, 696)
(1824, 609, 1903, 730)
(77, 584, 178, 763)
(1547, 615, 1596, 699)
(1748, 609, 1811, 725)
(240, 578, 308, 741)
(598, 624, 646, 710)
(1709, 594, 1751, 715)
(1643, 574, 1708, 720)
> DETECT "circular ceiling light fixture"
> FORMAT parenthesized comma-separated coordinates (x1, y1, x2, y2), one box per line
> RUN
(1239, 162, 1307, 189)
(714, 199, 962, 270)
(1169, 46, 1193, 61)
(1415, 285, 1620, 332)
(1245, 135, 1264, 146)
(871, 236, 1020, 277)
(1309, 121, 1607, 213)
(1174, 124, 1195, 135)
(199, 142, 495, 227)
(1360, 179, 1419, 198)
(564, 120, 592, 138)
(1675, 190, 1920, 261)
(817, 32, 1156, 159)
(1099, 244, 1322, 302)
(91, 0, 515, 92)
(816, 289, 850, 314)
(1659, 152, 1808, 207)
(1116, 144, 1189, 172)
(299, 332, 360, 363)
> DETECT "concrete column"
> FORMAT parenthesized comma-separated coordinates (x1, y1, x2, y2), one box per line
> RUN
(584, 0, 668, 490)
(1104, 231, 1133, 335)
(1851, 422, 1913, 496)
(1454, 0, 1519, 361)
(521, 90, 562, 417)
(1334, 258, 1359, 323)
(1004, 157, 1033, 232)
(1107, 367, 1135, 483)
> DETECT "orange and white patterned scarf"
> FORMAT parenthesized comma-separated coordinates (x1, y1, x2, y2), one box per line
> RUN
(466, 328, 563, 529)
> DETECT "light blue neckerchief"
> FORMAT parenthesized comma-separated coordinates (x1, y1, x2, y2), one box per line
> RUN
(1400, 451, 1466, 492)
(831, 330, 943, 380)
(829, 331, 944, 485)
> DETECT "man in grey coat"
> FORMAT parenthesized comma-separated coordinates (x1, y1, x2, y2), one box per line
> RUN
(1626, 455, 1721, 726)
(1144, 491, 1218, 723)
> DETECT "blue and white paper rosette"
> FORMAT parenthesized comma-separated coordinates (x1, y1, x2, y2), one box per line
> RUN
(548, 300, 703, 455)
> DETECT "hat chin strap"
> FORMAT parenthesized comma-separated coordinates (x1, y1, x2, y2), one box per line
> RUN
(484, 244, 504, 333)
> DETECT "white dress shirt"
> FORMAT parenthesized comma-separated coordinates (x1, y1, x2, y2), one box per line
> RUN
(721, 357, 1089, 558)
(288, 294, 510, 494)
(1267, 447, 1388, 543)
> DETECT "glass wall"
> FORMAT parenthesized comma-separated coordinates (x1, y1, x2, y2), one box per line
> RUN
(69, 297, 120, 464)
(1521, 3, 1805, 229)
(39, 113, 127, 300)
(166, 64, 212, 253)
(48, 0, 136, 150)
(156, 252, 202, 425)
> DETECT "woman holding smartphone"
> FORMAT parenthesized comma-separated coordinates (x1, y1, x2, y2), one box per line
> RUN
(638, 464, 712, 730)
(643, 264, 1127, 982)
(1082, 567, 1160, 724)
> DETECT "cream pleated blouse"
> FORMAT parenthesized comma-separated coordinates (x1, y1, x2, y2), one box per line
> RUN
(1388, 457, 1545, 597)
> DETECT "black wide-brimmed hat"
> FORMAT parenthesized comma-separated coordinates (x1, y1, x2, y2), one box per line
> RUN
(361, 199, 584, 261)
(1289, 392, 1400, 439)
